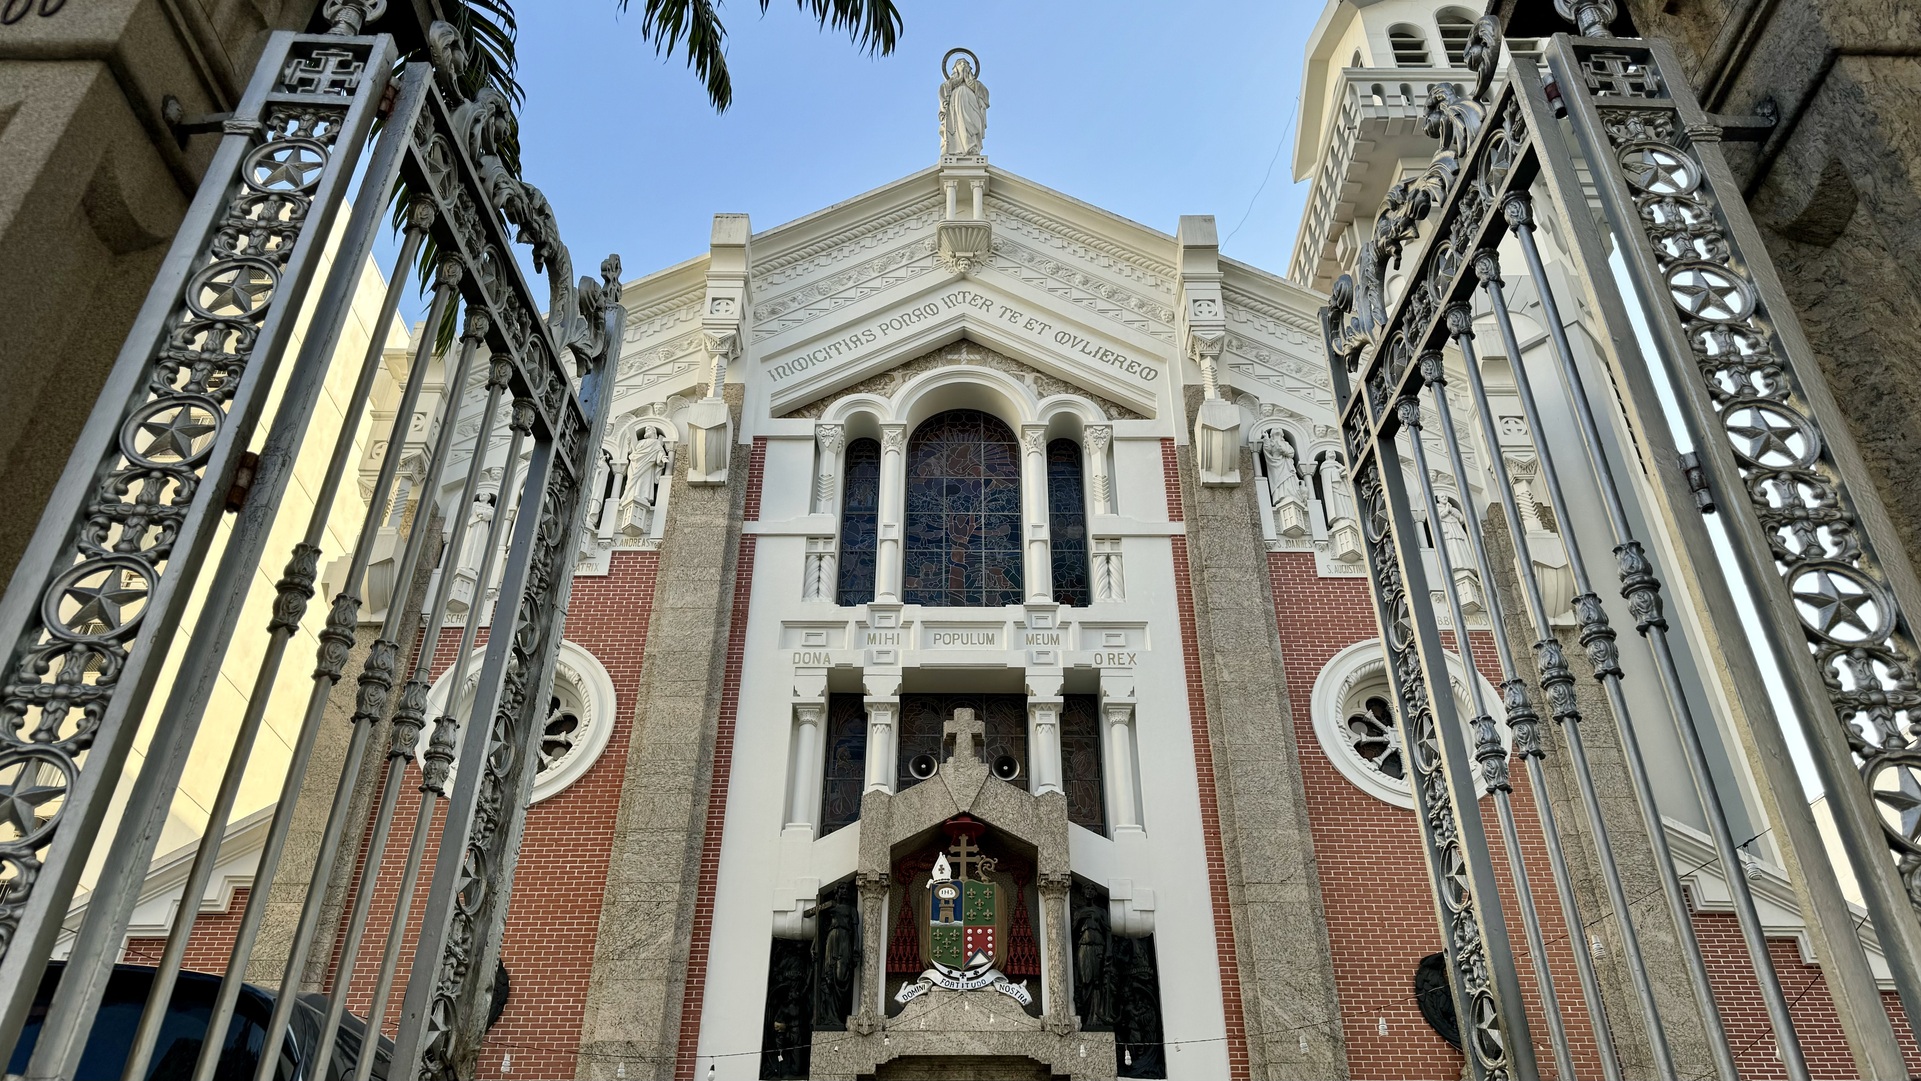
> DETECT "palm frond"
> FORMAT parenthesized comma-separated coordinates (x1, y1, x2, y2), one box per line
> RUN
(620, 0, 735, 110)
(771, 0, 901, 58)
(618, 0, 901, 112)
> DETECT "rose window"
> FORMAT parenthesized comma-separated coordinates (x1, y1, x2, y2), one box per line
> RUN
(1344, 694, 1404, 781)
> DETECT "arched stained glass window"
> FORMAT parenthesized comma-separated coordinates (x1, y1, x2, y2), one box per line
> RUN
(903, 409, 1023, 607)
(1047, 439, 1090, 607)
(836, 438, 880, 605)
(819, 693, 867, 835)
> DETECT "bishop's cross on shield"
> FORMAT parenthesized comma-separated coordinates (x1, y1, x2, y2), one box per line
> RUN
(926, 834, 999, 973)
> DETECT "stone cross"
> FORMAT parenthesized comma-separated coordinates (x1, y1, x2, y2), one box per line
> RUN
(942, 706, 985, 765)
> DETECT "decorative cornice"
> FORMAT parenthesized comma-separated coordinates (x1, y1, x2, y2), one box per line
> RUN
(985, 199, 1175, 288)
(752, 199, 942, 282)
(1223, 284, 1323, 337)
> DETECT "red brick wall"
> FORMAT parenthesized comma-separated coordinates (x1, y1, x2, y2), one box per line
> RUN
(1266, 550, 1607, 1079)
(123, 887, 252, 974)
(1691, 899, 1921, 1078)
(1161, 438, 1252, 1079)
(310, 544, 663, 1079)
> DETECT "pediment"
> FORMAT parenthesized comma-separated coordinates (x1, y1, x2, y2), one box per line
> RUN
(780, 339, 1145, 421)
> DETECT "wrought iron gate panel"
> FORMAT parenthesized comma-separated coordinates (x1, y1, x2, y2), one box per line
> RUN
(364, 29, 625, 1080)
(1550, 32, 1921, 1036)
(1322, 6, 1921, 1074)
(0, 28, 395, 1051)
(1323, 59, 1543, 1081)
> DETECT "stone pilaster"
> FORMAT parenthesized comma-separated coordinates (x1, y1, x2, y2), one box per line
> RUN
(1173, 418, 1346, 1079)
(577, 386, 750, 1078)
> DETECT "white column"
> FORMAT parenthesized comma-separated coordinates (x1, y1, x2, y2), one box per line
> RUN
(1020, 425, 1051, 602)
(787, 701, 826, 832)
(1102, 698, 1142, 835)
(863, 697, 898, 794)
(812, 423, 844, 514)
(1027, 695, 1063, 795)
(1084, 424, 1113, 515)
(876, 423, 906, 602)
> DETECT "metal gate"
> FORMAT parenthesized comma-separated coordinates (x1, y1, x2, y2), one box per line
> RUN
(0, 6, 621, 1080)
(1321, 4, 1921, 1079)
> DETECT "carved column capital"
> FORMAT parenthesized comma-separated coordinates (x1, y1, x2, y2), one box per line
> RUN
(815, 422, 845, 454)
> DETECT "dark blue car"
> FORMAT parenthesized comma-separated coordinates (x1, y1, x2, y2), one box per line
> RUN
(9, 963, 390, 1081)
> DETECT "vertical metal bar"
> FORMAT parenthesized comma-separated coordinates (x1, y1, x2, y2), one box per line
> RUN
(1507, 195, 1808, 1079)
(177, 257, 461, 1081)
(0, 33, 391, 1063)
(1546, 32, 1921, 1054)
(1444, 303, 1624, 1081)
(225, 285, 480, 1081)
(1404, 356, 1579, 1081)
(110, 71, 434, 1081)
(1326, 310, 1537, 1081)
(1480, 247, 1721, 1079)
(301, 334, 509, 1081)
(346, 396, 531, 1081)
(393, 301, 620, 1081)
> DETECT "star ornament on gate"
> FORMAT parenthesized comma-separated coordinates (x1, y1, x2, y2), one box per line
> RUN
(1791, 568, 1880, 642)
(1724, 406, 1804, 466)
(135, 405, 218, 464)
(249, 143, 328, 192)
(0, 760, 64, 843)
(1619, 145, 1695, 195)
(195, 262, 276, 318)
(59, 567, 148, 637)
(1871, 761, 1921, 849)
(1668, 265, 1751, 322)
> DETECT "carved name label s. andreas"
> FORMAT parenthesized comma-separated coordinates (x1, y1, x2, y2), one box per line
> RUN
(765, 288, 1159, 385)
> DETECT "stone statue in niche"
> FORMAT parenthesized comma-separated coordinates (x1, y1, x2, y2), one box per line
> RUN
(616, 425, 670, 538)
(456, 491, 496, 579)
(811, 880, 859, 1031)
(1111, 936, 1167, 1078)
(1071, 885, 1113, 1029)
(939, 49, 988, 157)
(1319, 453, 1356, 525)
(1438, 497, 1485, 610)
(759, 938, 813, 1078)
(1260, 430, 1312, 538)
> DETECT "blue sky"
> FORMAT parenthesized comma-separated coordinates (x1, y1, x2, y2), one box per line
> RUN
(499, 0, 1325, 287)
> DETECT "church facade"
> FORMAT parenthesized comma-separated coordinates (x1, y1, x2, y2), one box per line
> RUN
(83, 5, 1921, 1081)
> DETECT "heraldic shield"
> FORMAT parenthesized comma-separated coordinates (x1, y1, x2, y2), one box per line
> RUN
(895, 818, 1034, 1007)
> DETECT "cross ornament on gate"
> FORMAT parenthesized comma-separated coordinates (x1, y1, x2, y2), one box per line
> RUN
(280, 47, 367, 95)
(1580, 52, 1663, 98)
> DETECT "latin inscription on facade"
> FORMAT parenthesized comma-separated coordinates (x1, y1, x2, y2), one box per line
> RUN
(766, 289, 1158, 385)
(928, 627, 1001, 648)
(863, 630, 903, 648)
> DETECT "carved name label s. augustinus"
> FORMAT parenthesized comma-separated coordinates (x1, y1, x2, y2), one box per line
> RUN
(765, 288, 1158, 385)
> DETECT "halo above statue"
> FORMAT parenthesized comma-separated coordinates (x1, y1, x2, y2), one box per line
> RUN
(942, 47, 981, 78)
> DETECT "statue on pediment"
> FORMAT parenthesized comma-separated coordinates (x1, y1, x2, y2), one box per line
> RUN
(939, 49, 988, 157)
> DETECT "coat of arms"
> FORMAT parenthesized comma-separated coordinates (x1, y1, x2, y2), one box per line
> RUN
(895, 826, 1032, 1006)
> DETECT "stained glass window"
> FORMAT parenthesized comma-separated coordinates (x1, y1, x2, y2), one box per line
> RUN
(836, 438, 880, 605)
(819, 693, 867, 835)
(1061, 694, 1106, 831)
(896, 694, 1029, 791)
(1047, 439, 1090, 607)
(902, 410, 1023, 607)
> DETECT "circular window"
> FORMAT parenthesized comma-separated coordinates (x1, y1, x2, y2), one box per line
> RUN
(1310, 639, 1501, 808)
(422, 639, 617, 804)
